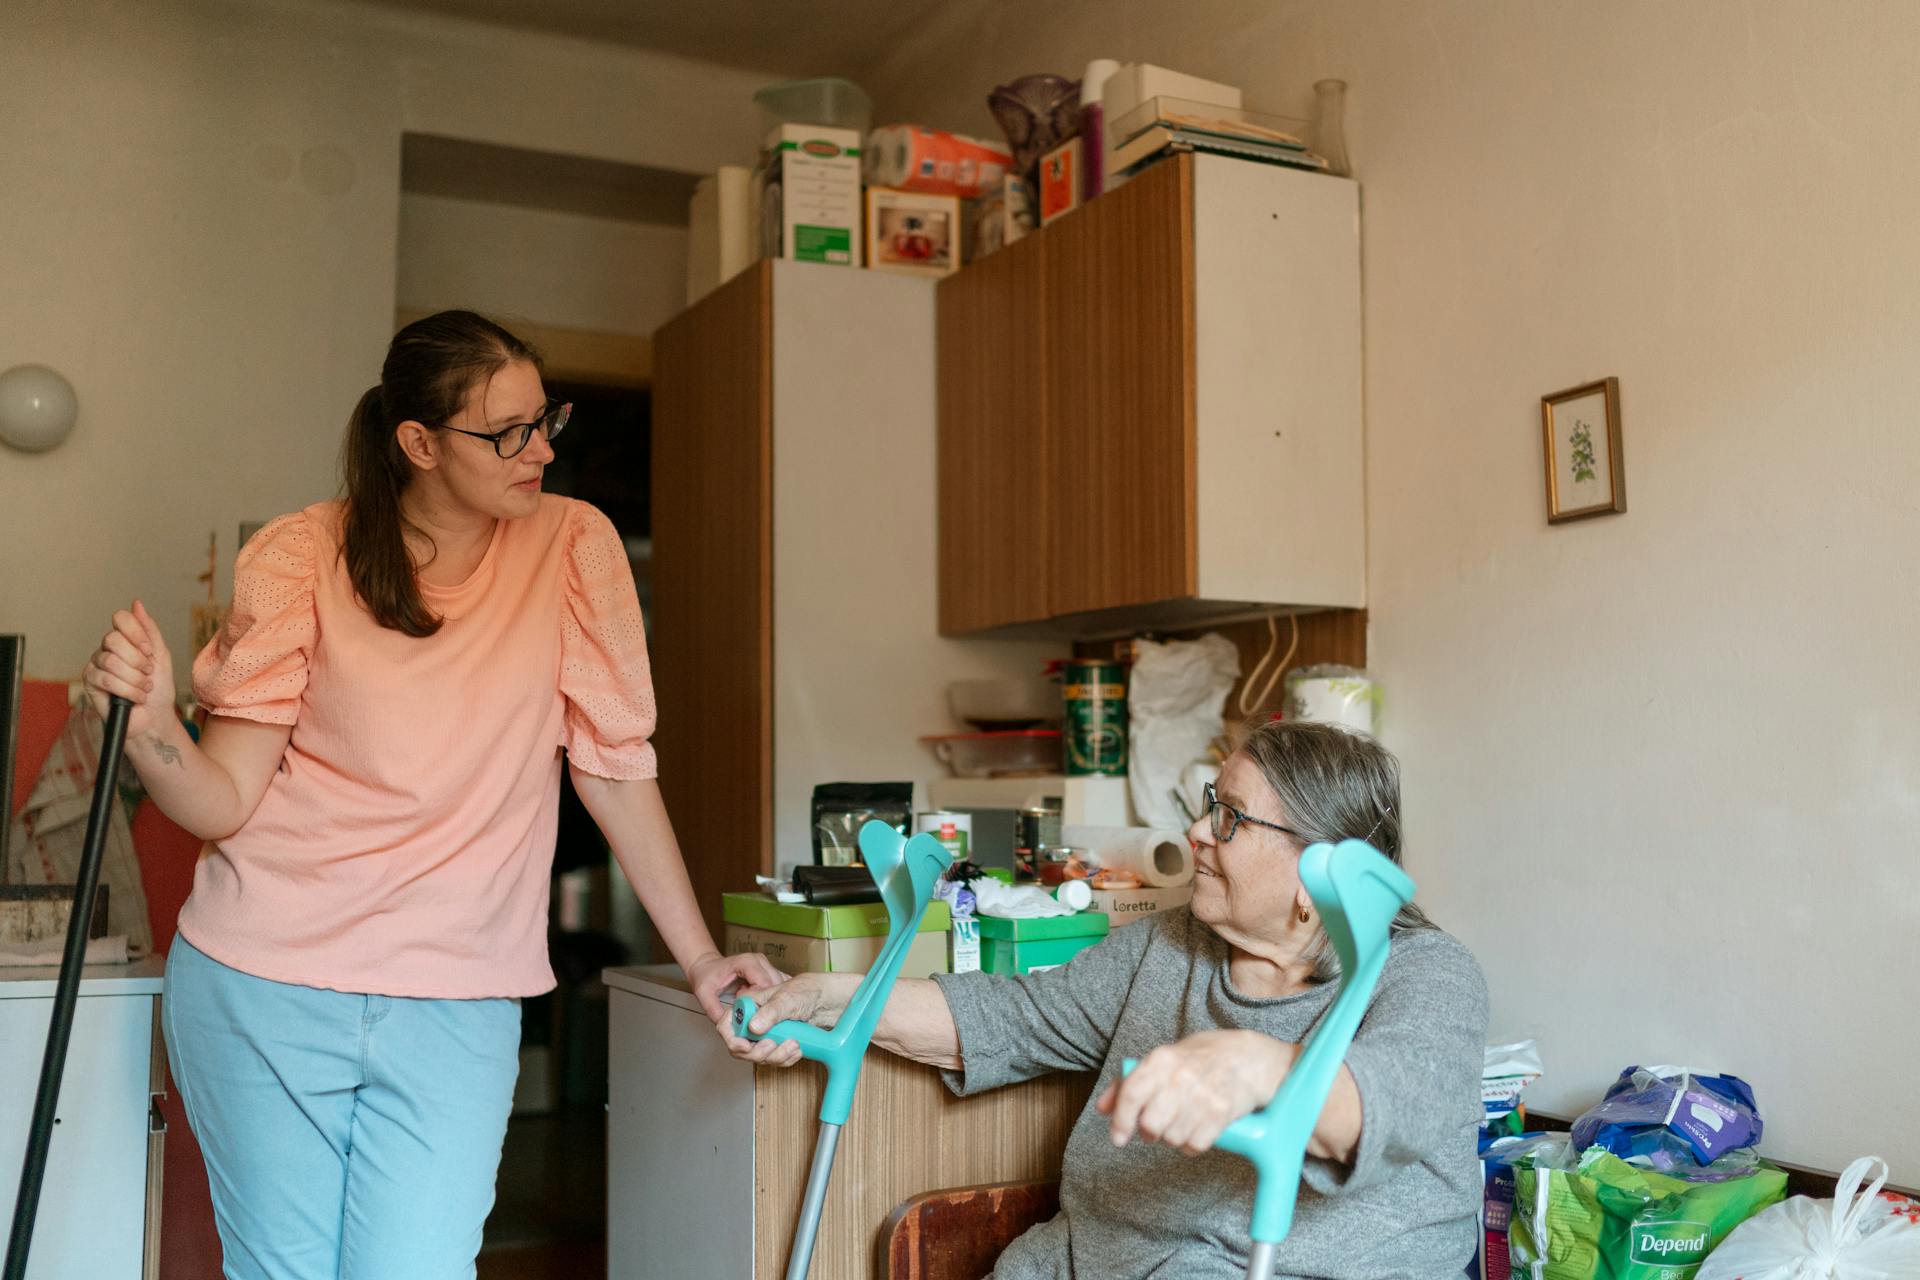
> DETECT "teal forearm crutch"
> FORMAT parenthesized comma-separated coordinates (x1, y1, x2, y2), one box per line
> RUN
(1123, 838, 1414, 1280)
(731, 821, 953, 1280)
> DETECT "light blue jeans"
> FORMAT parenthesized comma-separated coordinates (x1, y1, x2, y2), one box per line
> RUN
(163, 936, 522, 1280)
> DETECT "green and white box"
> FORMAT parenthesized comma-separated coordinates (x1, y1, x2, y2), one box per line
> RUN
(720, 892, 949, 978)
(976, 911, 1110, 976)
(754, 124, 863, 267)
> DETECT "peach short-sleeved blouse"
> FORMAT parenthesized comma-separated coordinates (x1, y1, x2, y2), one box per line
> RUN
(179, 495, 655, 998)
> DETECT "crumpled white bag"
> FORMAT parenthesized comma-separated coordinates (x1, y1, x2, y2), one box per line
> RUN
(969, 877, 1076, 920)
(1125, 634, 1239, 832)
(1697, 1157, 1920, 1280)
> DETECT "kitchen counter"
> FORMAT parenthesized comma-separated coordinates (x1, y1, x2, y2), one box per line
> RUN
(605, 964, 1092, 1279)
(0, 955, 165, 999)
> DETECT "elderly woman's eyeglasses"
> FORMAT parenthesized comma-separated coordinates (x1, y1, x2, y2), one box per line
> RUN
(1202, 782, 1304, 844)
(1200, 781, 1395, 848)
(431, 399, 571, 458)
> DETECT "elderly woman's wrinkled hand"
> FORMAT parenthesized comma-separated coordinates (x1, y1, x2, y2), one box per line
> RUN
(1096, 1029, 1300, 1157)
(714, 971, 860, 1066)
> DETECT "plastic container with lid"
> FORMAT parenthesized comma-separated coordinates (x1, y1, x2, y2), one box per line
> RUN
(753, 77, 873, 138)
(919, 729, 1063, 778)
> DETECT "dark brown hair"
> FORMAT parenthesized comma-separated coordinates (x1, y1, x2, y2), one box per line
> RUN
(1236, 718, 1436, 979)
(340, 310, 540, 635)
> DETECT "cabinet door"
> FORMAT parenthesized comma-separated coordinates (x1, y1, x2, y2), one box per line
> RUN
(0, 994, 153, 1279)
(1044, 155, 1197, 618)
(936, 233, 1050, 632)
(652, 264, 774, 942)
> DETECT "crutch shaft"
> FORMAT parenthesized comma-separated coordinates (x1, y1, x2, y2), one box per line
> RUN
(783, 1122, 842, 1280)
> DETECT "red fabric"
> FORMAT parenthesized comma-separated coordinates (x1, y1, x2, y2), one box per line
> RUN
(10, 680, 222, 1278)
(129, 800, 199, 956)
(8, 679, 70, 822)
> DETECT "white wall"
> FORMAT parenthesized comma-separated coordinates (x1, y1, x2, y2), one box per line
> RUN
(397, 194, 688, 337)
(770, 261, 1062, 876)
(867, 2, 1920, 1173)
(0, 0, 766, 678)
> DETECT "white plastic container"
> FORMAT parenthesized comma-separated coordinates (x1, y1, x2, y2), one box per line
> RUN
(920, 730, 1064, 778)
(753, 77, 873, 136)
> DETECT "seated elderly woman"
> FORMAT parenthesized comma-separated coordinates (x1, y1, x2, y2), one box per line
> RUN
(729, 719, 1488, 1280)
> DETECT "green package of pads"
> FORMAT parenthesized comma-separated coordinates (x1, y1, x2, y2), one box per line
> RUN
(1509, 1150, 1786, 1280)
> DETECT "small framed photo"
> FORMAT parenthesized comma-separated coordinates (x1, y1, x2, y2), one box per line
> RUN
(1541, 376, 1626, 523)
(865, 188, 961, 279)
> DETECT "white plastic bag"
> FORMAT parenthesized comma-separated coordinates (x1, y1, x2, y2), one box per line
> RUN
(1124, 634, 1239, 832)
(1697, 1157, 1920, 1279)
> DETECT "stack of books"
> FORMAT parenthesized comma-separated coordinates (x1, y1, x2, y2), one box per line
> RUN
(1108, 96, 1329, 177)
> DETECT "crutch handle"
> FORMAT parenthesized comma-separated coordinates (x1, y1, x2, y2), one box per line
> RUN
(733, 822, 952, 1126)
(730, 996, 838, 1060)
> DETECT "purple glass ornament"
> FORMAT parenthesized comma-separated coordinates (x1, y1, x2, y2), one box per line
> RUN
(988, 74, 1083, 188)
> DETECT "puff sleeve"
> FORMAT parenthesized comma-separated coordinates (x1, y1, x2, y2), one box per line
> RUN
(191, 513, 316, 725)
(558, 502, 658, 780)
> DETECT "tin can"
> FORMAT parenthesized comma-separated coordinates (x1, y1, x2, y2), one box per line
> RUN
(1014, 805, 1061, 880)
(1062, 659, 1128, 776)
(914, 811, 972, 863)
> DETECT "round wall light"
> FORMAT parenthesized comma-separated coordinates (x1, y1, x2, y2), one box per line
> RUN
(0, 364, 79, 453)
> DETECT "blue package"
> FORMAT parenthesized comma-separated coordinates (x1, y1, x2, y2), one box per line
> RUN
(1571, 1066, 1763, 1166)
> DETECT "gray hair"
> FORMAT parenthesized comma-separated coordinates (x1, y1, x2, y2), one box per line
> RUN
(1235, 718, 1436, 981)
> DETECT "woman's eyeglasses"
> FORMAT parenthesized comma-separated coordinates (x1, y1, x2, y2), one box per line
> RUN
(431, 399, 571, 458)
(1202, 781, 1303, 844)
(1200, 781, 1394, 849)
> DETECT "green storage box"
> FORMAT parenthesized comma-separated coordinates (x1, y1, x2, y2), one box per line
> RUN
(721, 893, 952, 978)
(721, 893, 950, 938)
(976, 911, 1109, 975)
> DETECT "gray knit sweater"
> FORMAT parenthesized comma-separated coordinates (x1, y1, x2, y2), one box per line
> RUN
(931, 907, 1488, 1280)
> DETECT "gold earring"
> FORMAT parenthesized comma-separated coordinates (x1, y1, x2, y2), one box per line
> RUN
(1297, 906, 1310, 924)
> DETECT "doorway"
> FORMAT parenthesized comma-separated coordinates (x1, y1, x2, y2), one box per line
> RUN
(394, 130, 688, 1280)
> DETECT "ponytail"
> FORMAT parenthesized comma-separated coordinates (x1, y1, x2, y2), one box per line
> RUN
(341, 382, 440, 637)
(338, 310, 542, 636)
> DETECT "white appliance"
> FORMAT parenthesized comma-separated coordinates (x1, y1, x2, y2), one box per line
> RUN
(0, 958, 164, 1278)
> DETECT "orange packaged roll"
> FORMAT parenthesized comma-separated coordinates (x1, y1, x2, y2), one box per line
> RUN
(865, 124, 1012, 199)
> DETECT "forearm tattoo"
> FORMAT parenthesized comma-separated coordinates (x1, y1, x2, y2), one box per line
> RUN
(142, 735, 182, 767)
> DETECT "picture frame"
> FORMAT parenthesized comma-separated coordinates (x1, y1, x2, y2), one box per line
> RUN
(1541, 376, 1625, 524)
(864, 188, 961, 279)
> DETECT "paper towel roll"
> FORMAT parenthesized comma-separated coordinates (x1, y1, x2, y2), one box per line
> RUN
(1060, 825, 1194, 888)
(866, 125, 1011, 199)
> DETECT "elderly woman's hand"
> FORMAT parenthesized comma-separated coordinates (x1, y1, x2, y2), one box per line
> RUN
(715, 971, 862, 1066)
(1096, 1029, 1300, 1157)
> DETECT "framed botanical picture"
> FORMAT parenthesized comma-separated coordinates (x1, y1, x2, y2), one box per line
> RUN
(1541, 376, 1626, 523)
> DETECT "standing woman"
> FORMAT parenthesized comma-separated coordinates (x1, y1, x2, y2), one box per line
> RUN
(80, 311, 777, 1279)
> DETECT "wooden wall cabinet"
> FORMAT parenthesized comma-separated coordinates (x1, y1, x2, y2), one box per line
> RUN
(652, 264, 773, 943)
(937, 153, 1365, 636)
(936, 234, 1050, 634)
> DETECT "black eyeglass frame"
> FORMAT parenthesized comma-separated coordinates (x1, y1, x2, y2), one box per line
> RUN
(430, 398, 571, 458)
(1200, 781, 1397, 850)
(1202, 781, 1305, 845)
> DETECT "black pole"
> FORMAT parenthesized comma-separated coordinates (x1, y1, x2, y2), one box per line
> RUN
(3, 695, 132, 1280)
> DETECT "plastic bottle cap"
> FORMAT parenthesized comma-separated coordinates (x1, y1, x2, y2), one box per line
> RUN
(1054, 880, 1093, 912)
